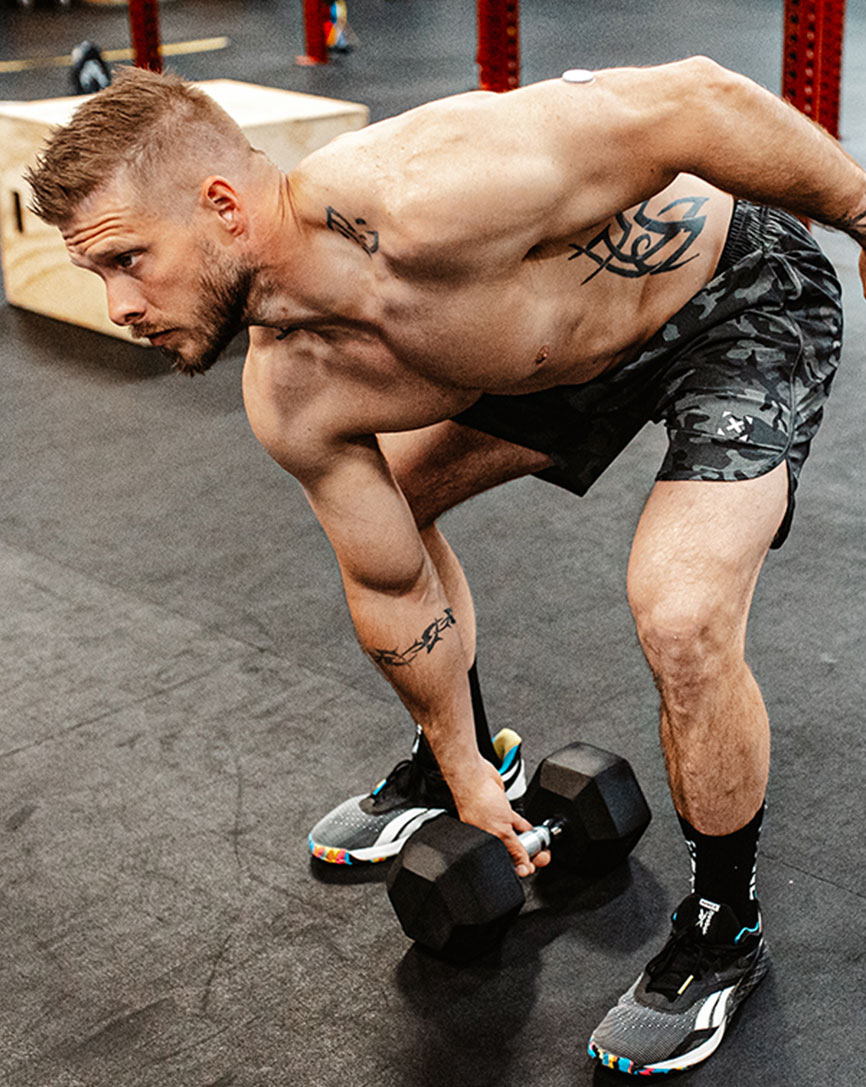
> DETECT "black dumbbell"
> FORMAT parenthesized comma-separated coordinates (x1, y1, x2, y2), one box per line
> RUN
(386, 741, 651, 960)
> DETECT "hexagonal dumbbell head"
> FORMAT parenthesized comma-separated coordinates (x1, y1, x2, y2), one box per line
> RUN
(386, 814, 525, 959)
(524, 741, 651, 875)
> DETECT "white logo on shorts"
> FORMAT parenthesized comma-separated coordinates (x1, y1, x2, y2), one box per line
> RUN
(718, 411, 754, 441)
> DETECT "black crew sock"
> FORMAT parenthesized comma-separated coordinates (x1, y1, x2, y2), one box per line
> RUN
(415, 660, 499, 770)
(677, 803, 765, 928)
(468, 660, 499, 765)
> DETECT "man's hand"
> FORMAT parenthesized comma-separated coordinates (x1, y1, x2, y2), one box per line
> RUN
(450, 759, 552, 877)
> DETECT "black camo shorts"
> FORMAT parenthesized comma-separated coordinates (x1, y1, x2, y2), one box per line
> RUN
(452, 200, 844, 548)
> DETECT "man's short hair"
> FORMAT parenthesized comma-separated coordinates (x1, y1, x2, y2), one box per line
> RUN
(26, 65, 251, 226)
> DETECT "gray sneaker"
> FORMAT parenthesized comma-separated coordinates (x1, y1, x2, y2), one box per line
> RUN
(588, 894, 770, 1075)
(308, 727, 526, 865)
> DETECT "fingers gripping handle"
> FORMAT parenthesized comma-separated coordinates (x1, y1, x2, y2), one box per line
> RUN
(517, 817, 566, 858)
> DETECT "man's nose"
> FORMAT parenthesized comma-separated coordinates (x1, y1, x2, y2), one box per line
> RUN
(105, 279, 146, 327)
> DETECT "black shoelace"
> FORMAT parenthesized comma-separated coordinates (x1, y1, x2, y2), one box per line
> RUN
(374, 749, 452, 805)
(646, 925, 740, 1002)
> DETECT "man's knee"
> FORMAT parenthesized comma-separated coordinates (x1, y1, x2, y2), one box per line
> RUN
(628, 577, 744, 701)
(626, 473, 785, 705)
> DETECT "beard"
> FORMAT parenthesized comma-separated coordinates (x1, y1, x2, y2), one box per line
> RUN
(146, 248, 255, 376)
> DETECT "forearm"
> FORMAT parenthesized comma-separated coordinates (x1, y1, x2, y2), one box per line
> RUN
(342, 562, 486, 791)
(683, 59, 866, 242)
(342, 561, 537, 866)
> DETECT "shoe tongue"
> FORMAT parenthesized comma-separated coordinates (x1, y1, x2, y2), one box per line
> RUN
(645, 896, 743, 1001)
(693, 897, 724, 938)
(680, 896, 743, 943)
(361, 746, 454, 814)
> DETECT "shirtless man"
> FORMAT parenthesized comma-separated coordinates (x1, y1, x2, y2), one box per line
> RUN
(26, 59, 864, 1075)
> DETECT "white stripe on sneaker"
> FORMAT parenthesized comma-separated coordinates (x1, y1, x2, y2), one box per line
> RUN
(396, 808, 446, 843)
(504, 762, 526, 800)
(350, 809, 445, 862)
(642, 1022, 727, 1073)
(641, 985, 736, 1073)
(695, 986, 734, 1032)
(374, 807, 433, 847)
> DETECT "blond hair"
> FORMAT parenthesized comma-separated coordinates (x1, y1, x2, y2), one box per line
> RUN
(26, 66, 252, 225)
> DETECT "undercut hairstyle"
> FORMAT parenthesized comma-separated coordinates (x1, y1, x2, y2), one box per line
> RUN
(26, 66, 253, 226)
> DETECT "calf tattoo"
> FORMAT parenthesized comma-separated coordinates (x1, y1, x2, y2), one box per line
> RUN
(370, 609, 456, 667)
(568, 196, 708, 283)
(326, 206, 380, 255)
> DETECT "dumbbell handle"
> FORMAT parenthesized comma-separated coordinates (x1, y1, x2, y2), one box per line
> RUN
(517, 816, 567, 859)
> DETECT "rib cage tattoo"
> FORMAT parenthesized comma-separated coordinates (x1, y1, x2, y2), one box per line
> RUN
(568, 196, 709, 282)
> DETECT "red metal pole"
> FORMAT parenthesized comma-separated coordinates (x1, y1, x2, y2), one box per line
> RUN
(817, 0, 846, 137)
(128, 0, 163, 73)
(782, 0, 846, 137)
(477, 0, 519, 93)
(298, 0, 329, 65)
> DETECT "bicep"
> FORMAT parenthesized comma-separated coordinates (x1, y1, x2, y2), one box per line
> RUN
(300, 437, 429, 595)
(242, 356, 427, 592)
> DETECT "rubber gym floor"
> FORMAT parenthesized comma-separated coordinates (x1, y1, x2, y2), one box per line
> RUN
(1, 2, 864, 1084)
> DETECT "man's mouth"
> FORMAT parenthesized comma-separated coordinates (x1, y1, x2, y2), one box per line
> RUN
(130, 324, 174, 344)
(146, 329, 175, 346)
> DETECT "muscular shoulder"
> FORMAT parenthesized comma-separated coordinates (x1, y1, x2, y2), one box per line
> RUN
(291, 91, 564, 268)
(242, 328, 345, 480)
(291, 61, 721, 269)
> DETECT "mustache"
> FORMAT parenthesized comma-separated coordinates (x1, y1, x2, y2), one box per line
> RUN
(129, 324, 165, 340)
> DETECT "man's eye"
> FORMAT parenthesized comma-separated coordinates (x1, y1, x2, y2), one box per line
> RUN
(116, 252, 139, 269)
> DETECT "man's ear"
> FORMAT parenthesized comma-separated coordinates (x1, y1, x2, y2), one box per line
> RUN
(200, 176, 246, 236)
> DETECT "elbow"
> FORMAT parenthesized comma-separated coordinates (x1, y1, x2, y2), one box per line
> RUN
(675, 54, 741, 105)
(668, 55, 746, 172)
(678, 54, 727, 83)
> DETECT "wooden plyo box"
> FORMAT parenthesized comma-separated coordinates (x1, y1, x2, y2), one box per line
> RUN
(0, 79, 368, 341)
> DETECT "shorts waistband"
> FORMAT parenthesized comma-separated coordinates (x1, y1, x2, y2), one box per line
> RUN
(715, 200, 772, 274)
